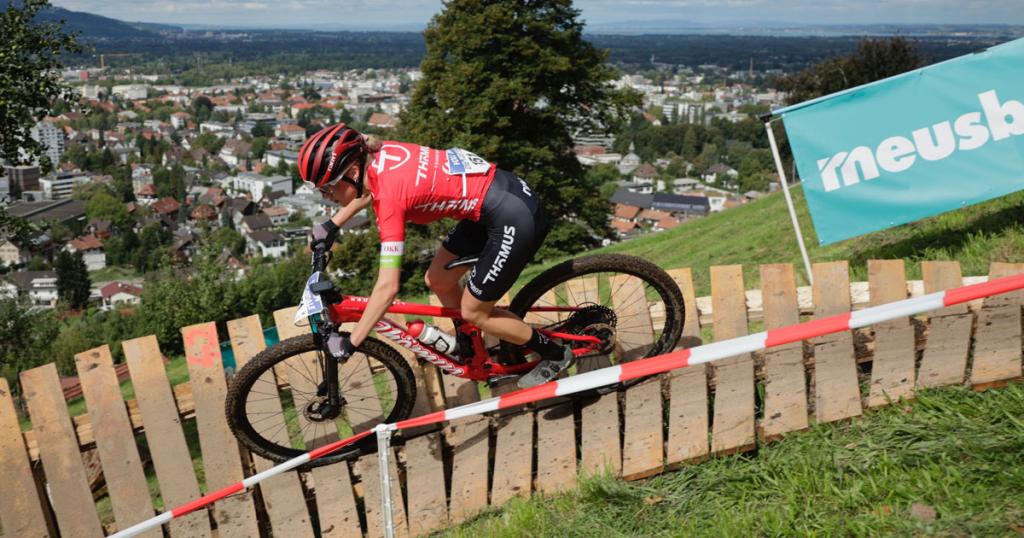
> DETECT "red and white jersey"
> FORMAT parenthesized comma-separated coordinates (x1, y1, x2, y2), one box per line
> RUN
(366, 141, 496, 266)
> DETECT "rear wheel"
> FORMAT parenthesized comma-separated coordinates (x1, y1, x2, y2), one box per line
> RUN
(226, 333, 416, 468)
(503, 254, 685, 390)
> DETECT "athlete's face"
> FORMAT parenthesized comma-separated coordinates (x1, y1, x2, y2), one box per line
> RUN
(322, 164, 361, 205)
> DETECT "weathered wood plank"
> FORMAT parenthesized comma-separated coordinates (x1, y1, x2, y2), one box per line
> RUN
(272, 307, 363, 538)
(227, 316, 314, 538)
(0, 378, 50, 538)
(758, 264, 809, 441)
(20, 363, 104, 537)
(181, 322, 260, 538)
(74, 346, 159, 538)
(665, 268, 709, 466)
(355, 452, 408, 538)
(811, 262, 862, 423)
(866, 260, 916, 407)
(123, 335, 212, 538)
(569, 277, 622, 477)
(403, 433, 449, 535)
(709, 265, 756, 455)
(612, 274, 664, 479)
(917, 262, 972, 389)
(429, 295, 480, 408)
(971, 262, 1024, 389)
(445, 415, 490, 524)
(489, 412, 534, 506)
(534, 403, 577, 493)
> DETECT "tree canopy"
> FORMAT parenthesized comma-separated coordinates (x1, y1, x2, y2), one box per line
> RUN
(400, 0, 639, 249)
(0, 0, 82, 166)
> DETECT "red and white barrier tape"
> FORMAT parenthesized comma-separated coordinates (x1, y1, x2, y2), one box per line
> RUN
(111, 272, 1024, 538)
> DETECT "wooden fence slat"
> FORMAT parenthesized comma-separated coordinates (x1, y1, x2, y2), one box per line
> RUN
(425, 297, 489, 524)
(917, 262, 973, 389)
(384, 312, 439, 421)
(0, 378, 50, 538)
(74, 346, 159, 538)
(272, 307, 363, 538)
(20, 363, 104, 537)
(429, 296, 480, 407)
(758, 264, 809, 441)
(612, 274, 664, 479)
(971, 262, 1024, 389)
(489, 410, 534, 507)
(181, 322, 260, 538)
(709, 265, 756, 455)
(355, 452, 408, 538)
(866, 260, 916, 407)
(403, 433, 449, 535)
(227, 316, 314, 538)
(525, 288, 578, 493)
(123, 335, 212, 538)
(445, 416, 490, 524)
(568, 277, 622, 477)
(665, 268, 709, 466)
(811, 262, 863, 423)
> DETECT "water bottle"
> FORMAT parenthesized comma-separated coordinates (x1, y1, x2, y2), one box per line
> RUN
(406, 320, 457, 356)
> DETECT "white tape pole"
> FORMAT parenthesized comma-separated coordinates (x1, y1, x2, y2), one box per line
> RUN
(375, 424, 396, 538)
(765, 119, 814, 285)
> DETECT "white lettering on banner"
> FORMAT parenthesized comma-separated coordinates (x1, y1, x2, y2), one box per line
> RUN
(412, 198, 479, 214)
(817, 89, 1024, 192)
(374, 321, 464, 375)
(482, 226, 516, 284)
(373, 144, 411, 175)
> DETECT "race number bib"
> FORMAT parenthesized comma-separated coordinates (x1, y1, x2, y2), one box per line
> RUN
(445, 148, 491, 175)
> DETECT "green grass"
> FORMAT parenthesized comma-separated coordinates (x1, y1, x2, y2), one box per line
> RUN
(89, 264, 142, 282)
(517, 187, 1024, 296)
(441, 383, 1024, 537)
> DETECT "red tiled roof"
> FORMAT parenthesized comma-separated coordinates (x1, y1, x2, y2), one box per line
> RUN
(68, 234, 103, 251)
(100, 281, 143, 300)
(152, 197, 181, 215)
(638, 209, 672, 221)
(657, 217, 680, 230)
(614, 204, 642, 220)
(610, 220, 637, 234)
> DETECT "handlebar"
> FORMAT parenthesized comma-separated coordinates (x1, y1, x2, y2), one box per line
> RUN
(312, 245, 330, 273)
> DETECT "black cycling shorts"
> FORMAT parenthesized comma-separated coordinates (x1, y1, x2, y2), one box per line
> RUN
(441, 169, 549, 301)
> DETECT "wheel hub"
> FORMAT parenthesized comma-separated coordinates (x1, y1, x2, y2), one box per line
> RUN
(303, 395, 345, 422)
(563, 304, 617, 354)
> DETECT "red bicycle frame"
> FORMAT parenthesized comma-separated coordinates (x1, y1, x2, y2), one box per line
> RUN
(326, 295, 602, 382)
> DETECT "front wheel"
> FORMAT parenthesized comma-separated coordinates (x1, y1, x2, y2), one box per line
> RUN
(226, 332, 416, 468)
(503, 254, 685, 390)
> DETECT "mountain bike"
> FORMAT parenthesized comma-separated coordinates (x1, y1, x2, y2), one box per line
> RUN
(226, 245, 684, 468)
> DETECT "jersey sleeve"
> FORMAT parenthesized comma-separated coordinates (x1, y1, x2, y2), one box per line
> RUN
(375, 201, 405, 269)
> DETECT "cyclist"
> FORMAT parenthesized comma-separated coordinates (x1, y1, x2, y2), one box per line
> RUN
(298, 122, 572, 388)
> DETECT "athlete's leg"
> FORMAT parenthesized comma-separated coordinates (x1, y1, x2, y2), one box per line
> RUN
(424, 246, 467, 310)
(459, 289, 531, 344)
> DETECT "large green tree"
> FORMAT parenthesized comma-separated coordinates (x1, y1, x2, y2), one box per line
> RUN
(54, 249, 91, 310)
(0, 0, 81, 167)
(400, 0, 638, 251)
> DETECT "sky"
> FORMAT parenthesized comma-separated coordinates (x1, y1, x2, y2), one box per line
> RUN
(50, 0, 1024, 30)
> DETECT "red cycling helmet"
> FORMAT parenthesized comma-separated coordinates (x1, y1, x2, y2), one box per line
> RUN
(298, 123, 367, 196)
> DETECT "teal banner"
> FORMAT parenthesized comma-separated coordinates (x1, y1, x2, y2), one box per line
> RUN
(778, 37, 1024, 245)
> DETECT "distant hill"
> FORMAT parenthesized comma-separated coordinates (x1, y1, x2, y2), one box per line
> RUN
(2, 2, 159, 39)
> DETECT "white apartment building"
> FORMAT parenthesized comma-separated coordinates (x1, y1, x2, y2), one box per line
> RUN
(111, 84, 149, 100)
(229, 173, 293, 202)
(39, 172, 90, 200)
(31, 121, 64, 167)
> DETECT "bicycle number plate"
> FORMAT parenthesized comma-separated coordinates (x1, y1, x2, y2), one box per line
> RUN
(294, 272, 325, 325)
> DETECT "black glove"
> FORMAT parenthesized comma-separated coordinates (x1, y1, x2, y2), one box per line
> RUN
(326, 333, 357, 361)
(311, 219, 339, 250)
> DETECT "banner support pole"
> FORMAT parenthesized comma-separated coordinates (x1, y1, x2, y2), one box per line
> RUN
(765, 119, 814, 285)
(375, 423, 396, 538)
